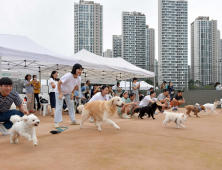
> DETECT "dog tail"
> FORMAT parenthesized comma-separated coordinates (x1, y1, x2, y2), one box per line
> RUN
(10, 115, 22, 124)
(77, 105, 84, 112)
(134, 108, 140, 113)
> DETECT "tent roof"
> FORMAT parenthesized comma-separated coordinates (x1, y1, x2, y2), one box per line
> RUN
(70, 49, 155, 81)
(0, 33, 79, 74)
(112, 81, 154, 91)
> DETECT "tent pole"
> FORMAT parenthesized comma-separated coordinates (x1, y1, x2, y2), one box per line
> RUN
(0, 56, 2, 78)
(154, 75, 156, 91)
(39, 67, 41, 93)
(130, 79, 132, 94)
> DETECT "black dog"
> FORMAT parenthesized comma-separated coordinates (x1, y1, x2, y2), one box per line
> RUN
(134, 102, 162, 119)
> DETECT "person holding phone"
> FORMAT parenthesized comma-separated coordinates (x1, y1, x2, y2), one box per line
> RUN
(132, 77, 140, 102)
(25, 74, 35, 113)
(32, 75, 41, 111)
(54, 64, 82, 128)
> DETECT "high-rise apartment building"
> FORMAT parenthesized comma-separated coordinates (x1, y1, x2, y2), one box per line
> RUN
(220, 39, 222, 82)
(158, 0, 188, 89)
(155, 59, 158, 86)
(112, 35, 122, 58)
(146, 25, 155, 72)
(122, 12, 147, 70)
(103, 49, 112, 58)
(217, 30, 221, 83)
(191, 16, 220, 85)
(74, 0, 103, 56)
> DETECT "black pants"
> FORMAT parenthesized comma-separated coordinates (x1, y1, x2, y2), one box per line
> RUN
(34, 93, 41, 110)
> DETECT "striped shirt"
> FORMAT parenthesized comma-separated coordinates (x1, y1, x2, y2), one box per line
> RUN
(0, 90, 22, 113)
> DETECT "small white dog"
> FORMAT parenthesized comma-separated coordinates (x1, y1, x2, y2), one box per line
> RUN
(163, 112, 187, 129)
(203, 99, 220, 115)
(10, 114, 40, 146)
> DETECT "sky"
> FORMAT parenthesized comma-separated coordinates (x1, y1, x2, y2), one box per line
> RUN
(0, 0, 222, 65)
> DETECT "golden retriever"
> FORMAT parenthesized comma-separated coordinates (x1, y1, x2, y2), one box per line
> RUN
(77, 97, 124, 131)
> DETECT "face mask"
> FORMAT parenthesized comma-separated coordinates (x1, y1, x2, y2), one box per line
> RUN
(34, 78, 37, 80)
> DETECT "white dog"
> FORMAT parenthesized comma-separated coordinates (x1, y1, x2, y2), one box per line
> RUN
(203, 99, 220, 115)
(10, 114, 40, 146)
(162, 112, 187, 129)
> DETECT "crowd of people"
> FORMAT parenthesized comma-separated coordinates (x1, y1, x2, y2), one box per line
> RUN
(0, 64, 186, 135)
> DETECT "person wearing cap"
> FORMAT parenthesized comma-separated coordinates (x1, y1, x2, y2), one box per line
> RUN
(170, 90, 185, 111)
(160, 81, 167, 92)
(214, 82, 221, 90)
(147, 87, 154, 95)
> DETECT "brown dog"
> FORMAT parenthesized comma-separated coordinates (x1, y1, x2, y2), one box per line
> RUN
(185, 104, 206, 117)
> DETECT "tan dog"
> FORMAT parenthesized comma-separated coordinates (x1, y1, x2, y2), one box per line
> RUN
(77, 97, 124, 131)
(185, 104, 206, 117)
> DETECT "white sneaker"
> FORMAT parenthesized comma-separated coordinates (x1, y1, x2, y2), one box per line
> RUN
(71, 120, 80, 125)
(89, 117, 94, 123)
(64, 108, 68, 112)
(54, 122, 59, 128)
(0, 123, 10, 135)
(123, 113, 131, 119)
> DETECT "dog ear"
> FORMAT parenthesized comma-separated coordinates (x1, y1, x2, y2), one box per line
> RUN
(109, 99, 114, 106)
(182, 114, 185, 117)
(22, 115, 28, 121)
(215, 99, 218, 102)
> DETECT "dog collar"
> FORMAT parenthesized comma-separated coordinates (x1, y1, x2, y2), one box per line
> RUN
(197, 106, 201, 111)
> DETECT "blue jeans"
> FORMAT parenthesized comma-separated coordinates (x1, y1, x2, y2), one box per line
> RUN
(54, 93, 76, 123)
(0, 110, 24, 129)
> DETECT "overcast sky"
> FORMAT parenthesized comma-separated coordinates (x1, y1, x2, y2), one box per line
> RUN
(0, 0, 222, 65)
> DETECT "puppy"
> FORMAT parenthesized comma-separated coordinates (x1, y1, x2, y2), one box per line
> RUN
(10, 114, 40, 146)
(162, 112, 187, 129)
(203, 99, 220, 115)
(184, 103, 206, 117)
(77, 97, 123, 131)
(134, 101, 162, 119)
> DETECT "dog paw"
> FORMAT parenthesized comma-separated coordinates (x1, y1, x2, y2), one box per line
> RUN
(153, 118, 155, 120)
(98, 128, 102, 132)
(116, 126, 120, 130)
(33, 143, 38, 146)
(10, 141, 15, 144)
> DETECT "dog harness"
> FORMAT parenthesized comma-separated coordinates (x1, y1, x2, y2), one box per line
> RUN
(194, 106, 201, 112)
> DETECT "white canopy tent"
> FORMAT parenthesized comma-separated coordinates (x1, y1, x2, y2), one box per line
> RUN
(70, 49, 155, 81)
(112, 81, 154, 91)
(0, 33, 79, 78)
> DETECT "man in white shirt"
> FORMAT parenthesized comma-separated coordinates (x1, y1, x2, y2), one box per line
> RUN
(139, 91, 156, 107)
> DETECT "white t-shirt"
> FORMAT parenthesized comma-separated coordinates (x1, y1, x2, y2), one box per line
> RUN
(48, 78, 57, 93)
(89, 92, 109, 102)
(139, 95, 156, 107)
(55, 73, 81, 95)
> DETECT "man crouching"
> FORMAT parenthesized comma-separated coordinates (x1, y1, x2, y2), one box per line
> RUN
(0, 77, 28, 135)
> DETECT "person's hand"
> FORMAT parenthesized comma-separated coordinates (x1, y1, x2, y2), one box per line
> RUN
(59, 94, 63, 100)
(171, 91, 174, 94)
(23, 110, 29, 115)
(70, 94, 74, 100)
(134, 102, 138, 105)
